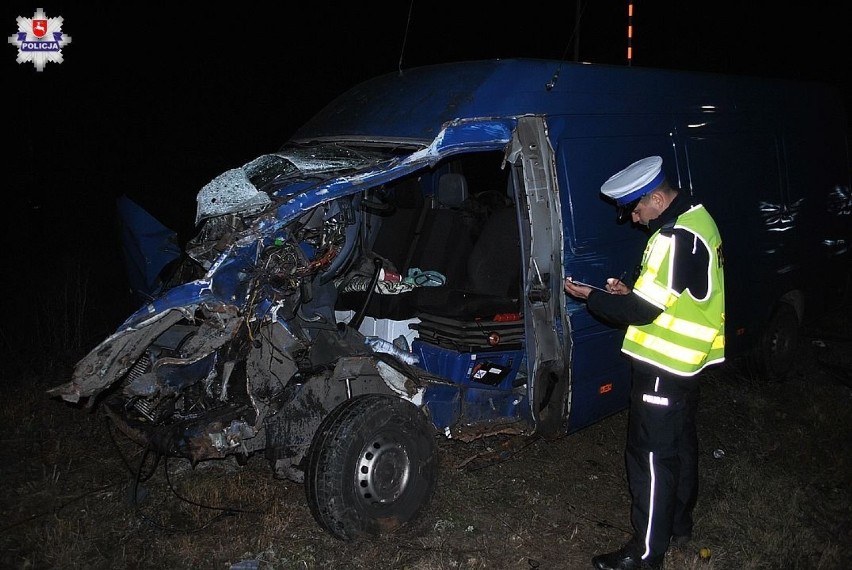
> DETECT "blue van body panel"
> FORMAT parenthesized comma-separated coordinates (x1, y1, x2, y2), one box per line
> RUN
(292, 60, 544, 143)
(293, 58, 843, 144)
(294, 59, 706, 143)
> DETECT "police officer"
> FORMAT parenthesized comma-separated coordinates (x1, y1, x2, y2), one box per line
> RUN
(564, 156, 725, 570)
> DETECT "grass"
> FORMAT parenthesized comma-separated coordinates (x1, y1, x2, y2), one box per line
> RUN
(1, 353, 850, 569)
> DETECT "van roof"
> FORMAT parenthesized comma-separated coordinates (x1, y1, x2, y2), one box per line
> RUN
(290, 58, 839, 146)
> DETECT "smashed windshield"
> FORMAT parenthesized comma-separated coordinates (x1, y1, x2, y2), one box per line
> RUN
(195, 144, 405, 224)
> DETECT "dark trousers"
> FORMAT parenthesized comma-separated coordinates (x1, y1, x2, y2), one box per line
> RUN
(625, 365, 700, 562)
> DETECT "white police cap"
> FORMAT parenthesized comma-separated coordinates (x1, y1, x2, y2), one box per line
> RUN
(601, 156, 665, 206)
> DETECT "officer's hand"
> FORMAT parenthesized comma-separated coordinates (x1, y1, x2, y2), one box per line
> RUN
(606, 277, 630, 295)
(564, 278, 592, 300)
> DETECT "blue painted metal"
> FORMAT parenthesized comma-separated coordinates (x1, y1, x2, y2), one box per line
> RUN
(293, 58, 811, 144)
(116, 195, 181, 301)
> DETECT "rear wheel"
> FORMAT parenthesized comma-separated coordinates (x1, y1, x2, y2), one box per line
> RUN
(304, 394, 438, 540)
(754, 303, 799, 381)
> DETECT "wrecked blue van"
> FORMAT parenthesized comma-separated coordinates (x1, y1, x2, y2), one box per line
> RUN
(49, 59, 851, 540)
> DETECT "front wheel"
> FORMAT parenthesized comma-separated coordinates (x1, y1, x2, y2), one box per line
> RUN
(304, 394, 438, 540)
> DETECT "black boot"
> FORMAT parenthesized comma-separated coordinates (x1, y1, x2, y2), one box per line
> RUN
(591, 543, 663, 570)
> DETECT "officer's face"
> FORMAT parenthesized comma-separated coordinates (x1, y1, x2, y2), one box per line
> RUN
(630, 192, 663, 226)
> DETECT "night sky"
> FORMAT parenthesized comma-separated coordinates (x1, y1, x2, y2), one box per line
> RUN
(5, 2, 850, 278)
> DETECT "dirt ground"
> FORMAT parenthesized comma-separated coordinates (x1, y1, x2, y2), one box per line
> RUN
(1, 308, 850, 570)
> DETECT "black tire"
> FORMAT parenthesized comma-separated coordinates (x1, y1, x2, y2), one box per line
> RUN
(825, 263, 852, 312)
(304, 394, 438, 541)
(755, 303, 800, 381)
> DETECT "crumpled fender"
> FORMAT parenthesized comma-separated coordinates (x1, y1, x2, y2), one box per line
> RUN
(47, 309, 186, 404)
(47, 306, 244, 405)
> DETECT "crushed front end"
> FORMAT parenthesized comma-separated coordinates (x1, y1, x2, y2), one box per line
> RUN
(48, 148, 425, 471)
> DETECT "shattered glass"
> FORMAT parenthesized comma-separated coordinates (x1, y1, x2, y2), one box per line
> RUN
(194, 147, 397, 225)
(195, 155, 282, 224)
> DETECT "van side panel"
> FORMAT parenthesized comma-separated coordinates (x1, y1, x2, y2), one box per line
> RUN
(556, 115, 678, 431)
(682, 126, 784, 355)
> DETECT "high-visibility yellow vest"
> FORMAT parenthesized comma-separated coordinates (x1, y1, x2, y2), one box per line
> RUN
(622, 205, 725, 376)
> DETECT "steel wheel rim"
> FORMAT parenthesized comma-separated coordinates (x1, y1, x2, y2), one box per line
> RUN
(356, 434, 410, 504)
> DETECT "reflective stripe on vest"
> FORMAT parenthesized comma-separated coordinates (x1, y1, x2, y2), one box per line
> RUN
(625, 327, 707, 366)
(632, 234, 677, 309)
(654, 313, 719, 343)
